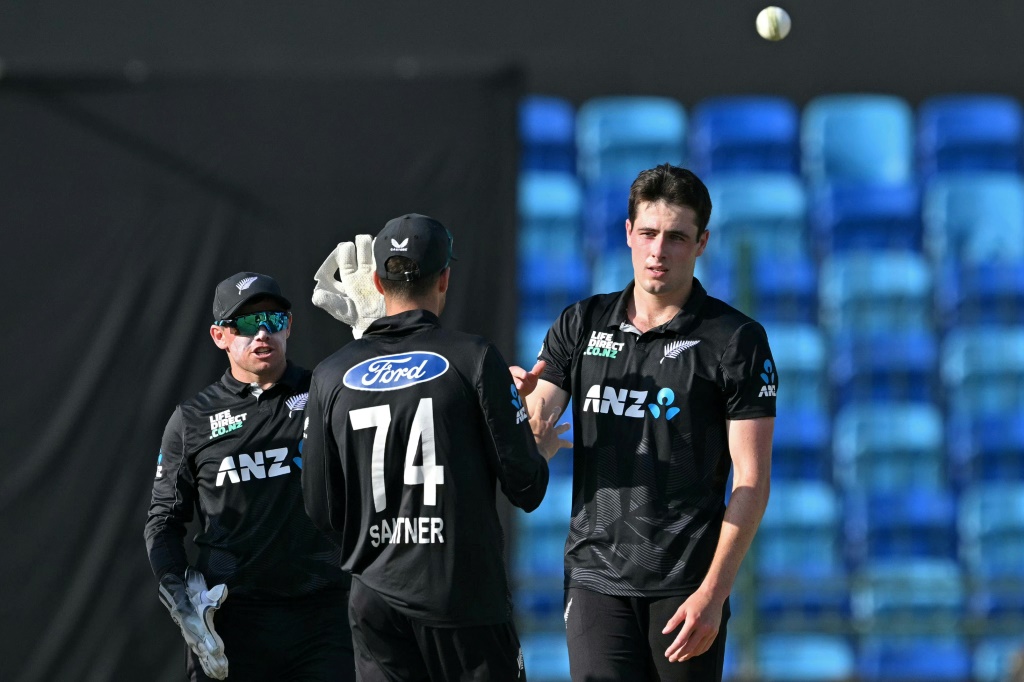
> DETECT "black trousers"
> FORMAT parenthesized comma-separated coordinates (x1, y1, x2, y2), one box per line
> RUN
(186, 589, 355, 682)
(348, 577, 526, 682)
(564, 587, 730, 682)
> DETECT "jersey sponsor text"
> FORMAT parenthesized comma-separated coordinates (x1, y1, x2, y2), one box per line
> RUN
(216, 447, 291, 486)
(209, 409, 247, 439)
(582, 384, 648, 417)
(584, 331, 625, 358)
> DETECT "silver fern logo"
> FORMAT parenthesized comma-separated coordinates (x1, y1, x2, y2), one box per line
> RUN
(390, 238, 409, 251)
(236, 276, 258, 294)
(661, 339, 700, 363)
(286, 392, 309, 416)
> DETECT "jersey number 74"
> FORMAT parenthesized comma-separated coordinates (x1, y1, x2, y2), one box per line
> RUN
(349, 398, 445, 513)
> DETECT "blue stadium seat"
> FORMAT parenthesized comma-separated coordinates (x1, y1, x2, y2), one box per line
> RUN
(517, 475, 573, 531)
(940, 260, 1024, 327)
(518, 171, 583, 259)
(802, 94, 915, 185)
(517, 315, 551, 368)
(819, 252, 933, 332)
(520, 95, 577, 173)
(705, 173, 809, 260)
(941, 326, 1024, 415)
(749, 252, 818, 324)
(771, 408, 831, 480)
(919, 94, 1023, 177)
(809, 181, 922, 256)
(974, 636, 1024, 682)
(576, 97, 686, 184)
(764, 324, 827, 412)
(857, 635, 972, 681)
(581, 178, 630, 255)
(947, 411, 1024, 484)
(844, 488, 958, 563)
(518, 251, 589, 323)
(756, 634, 855, 681)
(851, 559, 965, 632)
(756, 482, 849, 624)
(959, 482, 1024, 581)
(833, 402, 945, 491)
(829, 328, 939, 408)
(689, 96, 800, 176)
(520, 632, 570, 682)
(923, 172, 1024, 266)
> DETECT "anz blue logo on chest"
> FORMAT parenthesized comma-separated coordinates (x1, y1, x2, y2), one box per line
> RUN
(582, 384, 682, 420)
(343, 352, 449, 391)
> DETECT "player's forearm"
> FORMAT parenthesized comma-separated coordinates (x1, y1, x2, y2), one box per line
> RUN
(699, 476, 770, 603)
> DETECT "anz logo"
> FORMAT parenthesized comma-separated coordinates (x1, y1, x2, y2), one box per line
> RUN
(343, 352, 449, 392)
(216, 447, 292, 486)
(582, 384, 682, 420)
(758, 359, 777, 398)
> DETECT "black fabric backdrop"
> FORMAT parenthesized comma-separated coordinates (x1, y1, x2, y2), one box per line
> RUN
(0, 70, 521, 681)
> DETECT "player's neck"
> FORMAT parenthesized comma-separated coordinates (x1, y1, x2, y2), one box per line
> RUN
(229, 362, 285, 390)
(628, 282, 691, 333)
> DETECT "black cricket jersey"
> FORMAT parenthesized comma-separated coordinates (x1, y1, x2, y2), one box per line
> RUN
(538, 278, 776, 597)
(145, 361, 348, 600)
(302, 310, 549, 627)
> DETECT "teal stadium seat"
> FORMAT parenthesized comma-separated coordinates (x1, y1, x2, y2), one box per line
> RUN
(941, 326, 1024, 415)
(833, 402, 944, 491)
(689, 96, 799, 176)
(802, 94, 915, 185)
(763, 324, 827, 412)
(705, 172, 809, 261)
(918, 94, 1023, 177)
(518, 171, 583, 259)
(576, 97, 686, 184)
(755, 634, 855, 681)
(851, 558, 965, 634)
(520, 632, 570, 682)
(819, 251, 933, 332)
(923, 172, 1024, 267)
(755, 481, 849, 627)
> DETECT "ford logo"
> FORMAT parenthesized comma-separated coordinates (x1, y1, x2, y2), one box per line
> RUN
(343, 352, 449, 391)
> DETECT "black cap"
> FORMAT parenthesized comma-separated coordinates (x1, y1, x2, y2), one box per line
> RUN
(212, 272, 292, 320)
(374, 214, 456, 281)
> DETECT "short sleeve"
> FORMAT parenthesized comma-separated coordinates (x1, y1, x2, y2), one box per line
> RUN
(720, 322, 777, 419)
(537, 303, 584, 392)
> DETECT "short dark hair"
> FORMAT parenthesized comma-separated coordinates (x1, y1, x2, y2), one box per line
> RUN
(627, 164, 712, 235)
(379, 256, 442, 299)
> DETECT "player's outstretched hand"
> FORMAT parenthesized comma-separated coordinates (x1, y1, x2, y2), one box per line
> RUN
(510, 360, 546, 396)
(312, 234, 386, 339)
(158, 569, 230, 680)
(530, 396, 572, 461)
(661, 588, 723, 664)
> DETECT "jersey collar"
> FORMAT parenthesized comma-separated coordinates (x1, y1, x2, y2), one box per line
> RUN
(609, 277, 708, 335)
(220, 360, 303, 396)
(363, 309, 442, 337)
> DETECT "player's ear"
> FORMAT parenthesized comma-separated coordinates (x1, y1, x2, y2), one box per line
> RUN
(210, 325, 230, 350)
(696, 228, 710, 256)
(438, 267, 450, 294)
(625, 219, 634, 247)
(372, 271, 385, 295)
(285, 312, 293, 339)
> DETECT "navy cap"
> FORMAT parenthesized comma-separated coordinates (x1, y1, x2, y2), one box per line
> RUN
(374, 214, 456, 281)
(212, 272, 292, 320)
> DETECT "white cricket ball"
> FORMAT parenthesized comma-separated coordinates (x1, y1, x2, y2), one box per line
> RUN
(756, 6, 791, 41)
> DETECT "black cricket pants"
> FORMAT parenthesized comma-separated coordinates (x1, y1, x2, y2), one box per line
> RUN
(348, 577, 526, 681)
(186, 589, 355, 682)
(564, 586, 730, 682)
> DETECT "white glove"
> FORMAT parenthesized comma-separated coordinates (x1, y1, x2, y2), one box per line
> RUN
(312, 234, 386, 339)
(158, 568, 229, 680)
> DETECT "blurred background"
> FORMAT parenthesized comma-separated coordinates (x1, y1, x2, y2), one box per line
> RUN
(2, 1, 1024, 680)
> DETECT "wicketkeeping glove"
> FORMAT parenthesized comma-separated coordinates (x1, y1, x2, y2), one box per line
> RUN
(158, 568, 229, 680)
(312, 234, 386, 339)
